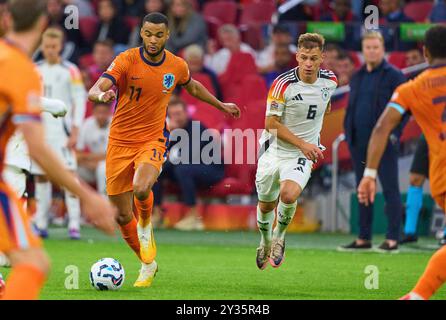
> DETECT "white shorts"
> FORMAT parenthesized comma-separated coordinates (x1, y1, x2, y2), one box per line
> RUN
(3, 165, 27, 198)
(255, 150, 313, 203)
(30, 144, 77, 175)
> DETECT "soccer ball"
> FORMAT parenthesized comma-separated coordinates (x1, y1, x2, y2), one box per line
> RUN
(0, 272, 5, 298)
(89, 258, 125, 291)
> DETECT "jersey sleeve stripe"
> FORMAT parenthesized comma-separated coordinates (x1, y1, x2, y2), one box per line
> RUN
(178, 74, 192, 86)
(101, 73, 117, 85)
(387, 102, 406, 115)
(271, 75, 293, 99)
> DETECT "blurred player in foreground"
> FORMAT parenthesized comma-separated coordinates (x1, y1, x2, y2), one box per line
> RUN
(357, 25, 446, 300)
(0, 0, 115, 300)
(255, 33, 337, 269)
(88, 12, 240, 287)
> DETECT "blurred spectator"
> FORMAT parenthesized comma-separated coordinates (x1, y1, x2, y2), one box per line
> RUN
(321, 0, 360, 50)
(321, 0, 358, 22)
(278, 1, 314, 22)
(183, 44, 223, 100)
(45, 0, 88, 63)
(82, 40, 116, 89)
(263, 44, 295, 87)
(166, 0, 207, 54)
(335, 51, 356, 86)
(76, 103, 111, 196)
(405, 48, 425, 67)
(152, 98, 224, 230)
(429, 0, 446, 22)
(128, 0, 168, 47)
(257, 24, 297, 74)
(341, 31, 406, 252)
(94, 0, 130, 51)
(119, 0, 145, 16)
(321, 43, 342, 71)
(379, 0, 415, 51)
(63, 0, 94, 17)
(205, 24, 257, 75)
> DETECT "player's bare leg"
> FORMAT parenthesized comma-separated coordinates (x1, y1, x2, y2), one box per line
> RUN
(2, 248, 50, 300)
(256, 200, 277, 270)
(132, 163, 159, 287)
(269, 180, 301, 268)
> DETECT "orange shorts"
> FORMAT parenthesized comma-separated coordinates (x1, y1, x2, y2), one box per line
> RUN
(434, 193, 446, 212)
(0, 182, 41, 253)
(106, 140, 167, 195)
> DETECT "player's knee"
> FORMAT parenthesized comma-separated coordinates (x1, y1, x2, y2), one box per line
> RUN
(258, 201, 276, 213)
(133, 187, 150, 201)
(280, 191, 299, 204)
(410, 174, 425, 187)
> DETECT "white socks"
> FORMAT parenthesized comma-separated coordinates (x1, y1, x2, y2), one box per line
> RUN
(257, 206, 275, 246)
(34, 181, 52, 230)
(273, 200, 297, 240)
(65, 190, 81, 231)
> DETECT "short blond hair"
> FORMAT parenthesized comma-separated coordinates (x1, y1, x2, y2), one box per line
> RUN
(297, 33, 325, 51)
(362, 31, 384, 45)
(42, 27, 64, 41)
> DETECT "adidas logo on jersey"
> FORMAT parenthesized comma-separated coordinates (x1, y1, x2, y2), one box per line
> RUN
(291, 94, 304, 102)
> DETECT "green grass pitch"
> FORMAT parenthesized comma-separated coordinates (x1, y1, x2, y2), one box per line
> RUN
(1, 227, 445, 300)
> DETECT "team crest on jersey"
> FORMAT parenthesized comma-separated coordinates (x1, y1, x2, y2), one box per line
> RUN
(321, 88, 330, 101)
(163, 73, 175, 89)
(270, 101, 279, 110)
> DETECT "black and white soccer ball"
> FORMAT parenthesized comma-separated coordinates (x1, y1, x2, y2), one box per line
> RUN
(90, 258, 125, 291)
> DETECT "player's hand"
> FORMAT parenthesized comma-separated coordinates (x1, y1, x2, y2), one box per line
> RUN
(80, 191, 117, 235)
(220, 103, 241, 119)
(100, 90, 116, 103)
(299, 142, 324, 162)
(357, 177, 376, 207)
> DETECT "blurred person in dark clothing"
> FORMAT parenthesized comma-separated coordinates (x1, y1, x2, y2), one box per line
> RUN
(152, 98, 224, 230)
(263, 44, 296, 87)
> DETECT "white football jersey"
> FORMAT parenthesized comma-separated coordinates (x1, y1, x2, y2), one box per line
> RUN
(36, 60, 87, 145)
(76, 116, 111, 154)
(259, 67, 338, 157)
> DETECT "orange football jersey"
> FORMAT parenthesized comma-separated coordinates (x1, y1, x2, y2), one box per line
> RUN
(102, 47, 191, 147)
(388, 65, 446, 197)
(0, 39, 42, 173)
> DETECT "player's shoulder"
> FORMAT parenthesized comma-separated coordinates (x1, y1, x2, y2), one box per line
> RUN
(0, 41, 39, 80)
(318, 68, 338, 86)
(166, 49, 187, 67)
(271, 68, 299, 87)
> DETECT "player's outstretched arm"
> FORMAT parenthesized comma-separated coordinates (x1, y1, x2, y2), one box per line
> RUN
(265, 115, 324, 162)
(88, 77, 116, 103)
(357, 107, 403, 206)
(18, 121, 116, 235)
(183, 78, 240, 118)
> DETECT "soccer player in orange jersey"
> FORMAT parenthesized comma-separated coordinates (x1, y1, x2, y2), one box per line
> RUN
(357, 25, 446, 300)
(88, 12, 240, 287)
(0, 0, 116, 300)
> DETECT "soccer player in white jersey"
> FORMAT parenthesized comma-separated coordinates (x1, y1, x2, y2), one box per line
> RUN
(255, 33, 338, 269)
(32, 27, 87, 240)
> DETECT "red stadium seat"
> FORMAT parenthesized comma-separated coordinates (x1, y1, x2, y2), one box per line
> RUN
(187, 101, 230, 132)
(239, 2, 276, 25)
(388, 51, 407, 69)
(204, 16, 223, 40)
(404, 1, 433, 22)
(79, 16, 99, 44)
(240, 24, 264, 50)
(203, 1, 239, 25)
(78, 53, 95, 69)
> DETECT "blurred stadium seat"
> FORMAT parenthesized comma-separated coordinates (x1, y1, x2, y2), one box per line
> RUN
(404, 1, 434, 22)
(203, 1, 239, 25)
(239, 1, 275, 25)
(79, 16, 99, 44)
(388, 51, 407, 69)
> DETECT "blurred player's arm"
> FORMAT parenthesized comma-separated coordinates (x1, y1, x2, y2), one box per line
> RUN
(41, 97, 67, 117)
(183, 78, 240, 118)
(357, 107, 403, 206)
(88, 77, 116, 103)
(17, 120, 115, 234)
(265, 115, 323, 161)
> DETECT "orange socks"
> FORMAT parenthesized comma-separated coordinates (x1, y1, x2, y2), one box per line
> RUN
(2, 264, 46, 300)
(134, 192, 154, 227)
(412, 245, 446, 299)
(119, 217, 141, 259)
